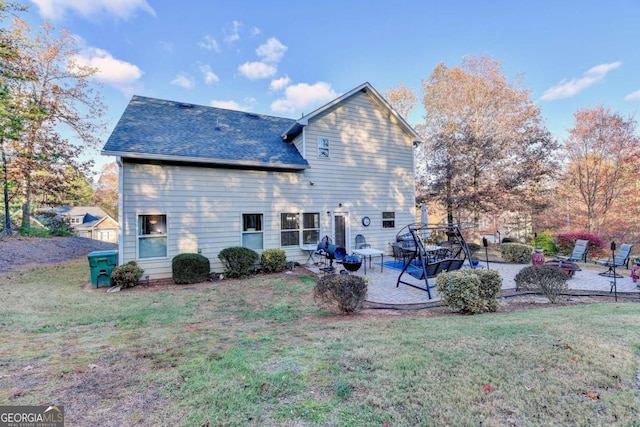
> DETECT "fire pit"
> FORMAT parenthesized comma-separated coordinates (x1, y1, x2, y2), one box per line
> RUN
(342, 255, 362, 273)
(545, 259, 581, 277)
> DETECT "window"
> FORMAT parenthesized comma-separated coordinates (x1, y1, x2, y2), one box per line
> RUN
(138, 214, 167, 259)
(318, 137, 330, 158)
(280, 213, 299, 246)
(70, 217, 81, 224)
(302, 213, 320, 244)
(242, 213, 263, 250)
(382, 211, 395, 228)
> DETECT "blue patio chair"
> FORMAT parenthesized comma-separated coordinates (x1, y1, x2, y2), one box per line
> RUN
(595, 243, 633, 278)
(557, 239, 589, 263)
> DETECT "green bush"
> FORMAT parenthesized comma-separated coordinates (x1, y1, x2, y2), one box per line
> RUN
(111, 261, 144, 289)
(313, 274, 368, 314)
(514, 265, 568, 303)
(172, 253, 211, 284)
(218, 246, 259, 278)
(260, 248, 287, 273)
(436, 269, 503, 314)
(500, 243, 532, 263)
(530, 231, 557, 255)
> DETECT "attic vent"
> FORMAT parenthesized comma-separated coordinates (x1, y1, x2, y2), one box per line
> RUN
(179, 103, 194, 109)
(245, 113, 260, 119)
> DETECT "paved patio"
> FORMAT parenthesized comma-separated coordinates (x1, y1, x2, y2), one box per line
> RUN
(305, 259, 640, 305)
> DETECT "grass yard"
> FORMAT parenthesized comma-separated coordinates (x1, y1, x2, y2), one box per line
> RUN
(1, 259, 640, 426)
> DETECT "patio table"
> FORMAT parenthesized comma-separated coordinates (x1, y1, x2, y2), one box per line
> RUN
(352, 248, 385, 274)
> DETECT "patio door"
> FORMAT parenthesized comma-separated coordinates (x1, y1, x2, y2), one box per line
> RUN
(333, 212, 349, 250)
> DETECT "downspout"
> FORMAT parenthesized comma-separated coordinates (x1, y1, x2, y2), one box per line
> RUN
(116, 156, 124, 265)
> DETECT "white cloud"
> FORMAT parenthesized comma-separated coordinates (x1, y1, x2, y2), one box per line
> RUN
(224, 20, 241, 43)
(238, 61, 277, 80)
(256, 37, 287, 63)
(70, 47, 142, 93)
(198, 35, 220, 52)
(171, 73, 195, 89)
(31, 0, 155, 20)
(209, 98, 254, 112)
(269, 76, 291, 92)
(199, 64, 219, 85)
(270, 82, 338, 114)
(541, 61, 622, 101)
(624, 89, 640, 101)
(251, 27, 261, 36)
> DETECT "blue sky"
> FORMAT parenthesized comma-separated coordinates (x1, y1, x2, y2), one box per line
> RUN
(17, 0, 640, 174)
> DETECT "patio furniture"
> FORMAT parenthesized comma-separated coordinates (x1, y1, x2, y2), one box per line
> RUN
(595, 243, 633, 278)
(355, 234, 371, 249)
(395, 223, 474, 299)
(557, 239, 589, 263)
(352, 247, 385, 274)
(544, 259, 581, 278)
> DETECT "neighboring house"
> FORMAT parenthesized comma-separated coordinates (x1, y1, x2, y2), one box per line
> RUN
(39, 206, 119, 243)
(102, 82, 422, 279)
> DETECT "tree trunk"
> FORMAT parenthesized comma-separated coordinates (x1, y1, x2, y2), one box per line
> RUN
(1, 137, 11, 234)
(21, 175, 31, 230)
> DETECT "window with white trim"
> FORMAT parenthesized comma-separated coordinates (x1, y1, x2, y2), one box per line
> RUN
(138, 214, 167, 259)
(302, 213, 320, 244)
(382, 211, 395, 228)
(280, 213, 299, 246)
(318, 137, 330, 158)
(242, 213, 263, 250)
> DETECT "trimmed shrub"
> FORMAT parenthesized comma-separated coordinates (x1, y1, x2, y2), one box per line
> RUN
(530, 231, 557, 255)
(500, 243, 532, 263)
(261, 248, 287, 273)
(218, 246, 259, 278)
(555, 232, 606, 260)
(111, 261, 144, 289)
(514, 265, 568, 303)
(172, 253, 211, 284)
(313, 274, 367, 314)
(436, 269, 503, 314)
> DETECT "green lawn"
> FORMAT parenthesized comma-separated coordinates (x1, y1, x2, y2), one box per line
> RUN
(1, 259, 640, 426)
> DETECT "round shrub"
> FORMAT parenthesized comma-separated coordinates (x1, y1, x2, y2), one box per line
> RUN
(172, 253, 211, 284)
(218, 246, 259, 278)
(514, 265, 568, 303)
(313, 274, 367, 314)
(530, 231, 557, 255)
(436, 269, 502, 314)
(261, 248, 287, 273)
(500, 243, 532, 263)
(111, 261, 144, 289)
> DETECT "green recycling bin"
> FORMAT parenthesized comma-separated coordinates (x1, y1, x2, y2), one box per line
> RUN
(87, 250, 118, 288)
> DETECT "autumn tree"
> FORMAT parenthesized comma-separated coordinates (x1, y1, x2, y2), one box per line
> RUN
(560, 106, 639, 235)
(94, 161, 118, 217)
(6, 18, 105, 229)
(384, 82, 418, 120)
(419, 56, 558, 240)
(0, 1, 28, 233)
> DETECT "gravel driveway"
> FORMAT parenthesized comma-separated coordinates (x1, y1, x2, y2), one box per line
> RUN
(0, 236, 117, 273)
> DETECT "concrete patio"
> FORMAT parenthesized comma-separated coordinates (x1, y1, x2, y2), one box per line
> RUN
(305, 259, 640, 305)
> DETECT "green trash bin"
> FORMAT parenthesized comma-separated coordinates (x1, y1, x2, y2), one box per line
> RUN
(87, 250, 118, 288)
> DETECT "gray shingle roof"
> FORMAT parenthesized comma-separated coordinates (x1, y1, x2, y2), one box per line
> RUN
(102, 96, 309, 170)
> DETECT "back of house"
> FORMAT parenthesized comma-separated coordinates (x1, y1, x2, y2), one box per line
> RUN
(102, 82, 422, 279)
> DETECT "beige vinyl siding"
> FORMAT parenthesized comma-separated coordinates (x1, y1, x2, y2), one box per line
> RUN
(120, 90, 416, 279)
(292, 90, 416, 250)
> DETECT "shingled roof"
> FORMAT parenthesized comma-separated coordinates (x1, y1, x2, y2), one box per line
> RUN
(102, 96, 309, 171)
